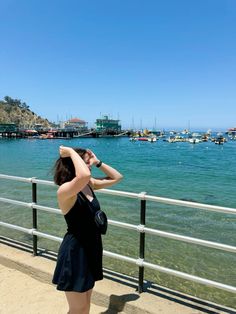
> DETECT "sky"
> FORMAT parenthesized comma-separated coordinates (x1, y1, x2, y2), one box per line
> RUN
(0, 0, 236, 131)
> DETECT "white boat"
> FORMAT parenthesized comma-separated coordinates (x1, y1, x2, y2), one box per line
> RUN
(129, 135, 157, 142)
(147, 137, 157, 142)
(166, 136, 176, 143)
(188, 138, 201, 144)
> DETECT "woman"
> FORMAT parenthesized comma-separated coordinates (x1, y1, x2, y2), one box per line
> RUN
(52, 145, 123, 314)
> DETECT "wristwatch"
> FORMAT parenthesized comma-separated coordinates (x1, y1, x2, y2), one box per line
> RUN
(96, 160, 103, 168)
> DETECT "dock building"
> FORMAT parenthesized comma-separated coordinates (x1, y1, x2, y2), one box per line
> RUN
(64, 118, 88, 133)
(95, 115, 121, 135)
(0, 123, 18, 137)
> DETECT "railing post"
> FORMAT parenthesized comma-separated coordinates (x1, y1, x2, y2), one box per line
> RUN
(138, 192, 146, 293)
(32, 178, 38, 256)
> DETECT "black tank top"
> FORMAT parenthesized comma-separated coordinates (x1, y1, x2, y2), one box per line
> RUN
(63, 189, 103, 280)
(64, 189, 101, 244)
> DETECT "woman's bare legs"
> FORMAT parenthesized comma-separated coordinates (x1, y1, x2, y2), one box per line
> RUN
(65, 289, 93, 314)
(86, 289, 93, 313)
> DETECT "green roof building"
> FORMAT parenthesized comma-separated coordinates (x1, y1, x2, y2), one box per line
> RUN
(0, 123, 18, 133)
(95, 115, 121, 134)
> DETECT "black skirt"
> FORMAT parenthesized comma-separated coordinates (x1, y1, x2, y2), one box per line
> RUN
(52, 233, 103, 292)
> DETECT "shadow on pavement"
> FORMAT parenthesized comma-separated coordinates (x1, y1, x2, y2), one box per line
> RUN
(100, 293, 139, 313)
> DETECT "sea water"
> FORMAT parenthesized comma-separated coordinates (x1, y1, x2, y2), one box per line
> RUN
(0, 137, 235, 307)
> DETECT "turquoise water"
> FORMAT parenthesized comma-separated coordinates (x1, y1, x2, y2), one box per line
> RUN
(0, 137, 235, 307)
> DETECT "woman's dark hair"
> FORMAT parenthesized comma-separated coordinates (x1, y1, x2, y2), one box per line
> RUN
(53, 147, 87, 186)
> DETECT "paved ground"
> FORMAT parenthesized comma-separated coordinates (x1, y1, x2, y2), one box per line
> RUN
(0, 264, 109, 314)
(0, 241, 235, 314)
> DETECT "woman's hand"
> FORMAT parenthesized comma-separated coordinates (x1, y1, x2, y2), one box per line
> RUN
(86, 149, 100, 167)
(59, 146, 73, 158)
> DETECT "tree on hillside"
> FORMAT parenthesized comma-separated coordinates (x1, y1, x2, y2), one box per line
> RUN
(3, 96, 29, 109)
(21, 102, 30, 110)
(4, 96, 20, 106)
(0, 95, 52, 128)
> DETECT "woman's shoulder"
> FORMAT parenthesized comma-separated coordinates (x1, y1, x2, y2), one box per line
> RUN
(58, 194, 78, 215)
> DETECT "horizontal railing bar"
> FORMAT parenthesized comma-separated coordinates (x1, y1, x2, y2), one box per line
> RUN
(105, 219, 236, 253)
(33, 230, 62, 242)
(1, 221, 236, 294)
(31, 178, 56, 186)
(0, 174, 141, 198)
(1, 173, 236, 215)
(0, 221, 62, 242)
(145, 195, 236, 215)
(0, 198, 62, 214)
(0, 221, 33, 233)
(144, 227, 236, 253)
(104, 250, 236, 294)
(0, 174, 32, 183)
(108, 219, 137, 230)
(32, 204, 62, 215)
(96, 189, 140, 199)
(0, 197, 32, 208)
(107, 221, 236, 253)
(103, 250, 137, 263)
(142, 261, 236, 294)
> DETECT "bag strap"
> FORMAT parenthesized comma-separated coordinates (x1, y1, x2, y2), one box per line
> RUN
(78, 190, 97, 217)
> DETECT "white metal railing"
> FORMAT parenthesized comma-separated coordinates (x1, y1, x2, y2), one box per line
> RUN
(1, 197, 235, 254)
(0, 173, 236, 295)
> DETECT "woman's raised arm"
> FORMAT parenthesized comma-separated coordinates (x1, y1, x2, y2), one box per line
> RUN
(87, 150, 123, 190)
(58, 146, 91, 199)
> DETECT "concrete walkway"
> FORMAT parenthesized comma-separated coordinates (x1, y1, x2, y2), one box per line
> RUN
(0, 264, 108, 314)
(0, 240, 235, 314)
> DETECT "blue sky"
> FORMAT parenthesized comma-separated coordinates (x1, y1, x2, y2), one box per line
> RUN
(0, 0, 235, 131)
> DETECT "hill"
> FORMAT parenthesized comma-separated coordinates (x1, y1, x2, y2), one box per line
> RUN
(0, 96, 52, 128)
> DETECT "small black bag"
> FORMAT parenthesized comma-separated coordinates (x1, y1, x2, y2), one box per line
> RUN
(94, 209, 108, 235)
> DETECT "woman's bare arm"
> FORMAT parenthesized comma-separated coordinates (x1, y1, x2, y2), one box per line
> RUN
(58, 146, 91, 200)
(87, 150, 123, 190)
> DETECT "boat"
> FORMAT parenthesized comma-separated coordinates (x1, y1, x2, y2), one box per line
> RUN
(147, 137, 157, 142)
(226, 127, 236, 140)
(188, 138, 201, 144)
(129, 136, 157, 142)
(213, 134, 227, 145)
(137, 137, 149, 141)
(174, 135, 186, 142)
(165, 136, 176, 143)
(188, 132, 203, 144)
(40, 132, 55, 139)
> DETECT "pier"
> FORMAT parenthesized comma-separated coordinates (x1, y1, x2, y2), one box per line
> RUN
(0, 128, 131, 139)
(2, 240, 234, 314)
(0, 174, 236, 313)
(0, 128, 95, 139)
(0, 122, 131, 139)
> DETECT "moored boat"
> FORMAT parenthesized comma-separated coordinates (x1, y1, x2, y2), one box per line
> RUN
(129, 136, 157, 142)
(188, 138, 201, 144)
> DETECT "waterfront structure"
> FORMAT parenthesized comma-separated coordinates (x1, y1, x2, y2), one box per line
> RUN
(95, 115, 121, 135)
(33, 123, 45, 131)
(0, 123, 18, 137)
(0, 123, 18, 133)
(64, 117, 88, 133)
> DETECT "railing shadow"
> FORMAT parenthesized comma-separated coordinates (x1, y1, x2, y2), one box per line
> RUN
(100, 293, 139, 314)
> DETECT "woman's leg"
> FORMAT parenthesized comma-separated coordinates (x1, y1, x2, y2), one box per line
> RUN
(86, 289, 93, 313)
(65, 290, 92, 314)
